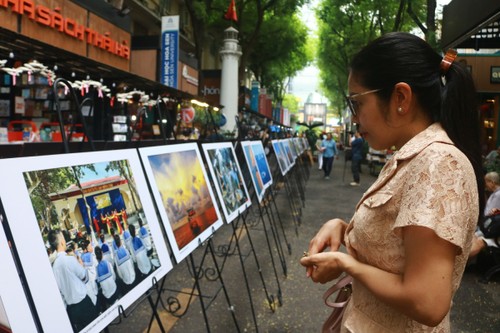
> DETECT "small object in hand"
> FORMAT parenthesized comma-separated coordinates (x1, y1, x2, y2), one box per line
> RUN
(303, 251, 309, 257)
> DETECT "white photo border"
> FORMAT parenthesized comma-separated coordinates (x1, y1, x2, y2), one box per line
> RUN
(280, 139, 296, 169)
(138, 142, 223, 263)
(202, 142, 251, 223)
(240, 141, 266, 203)
(0, 149, 173, 333)
(249, 140, 273, 189)
(271, 140, 289, 176)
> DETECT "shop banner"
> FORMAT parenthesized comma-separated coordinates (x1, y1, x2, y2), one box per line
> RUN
(161, 16, 179, 88)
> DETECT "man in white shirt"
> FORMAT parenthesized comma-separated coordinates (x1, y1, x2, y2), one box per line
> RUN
(48, 230, 99, 331)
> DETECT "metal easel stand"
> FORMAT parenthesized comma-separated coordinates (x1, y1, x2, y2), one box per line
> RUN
(108, 277, 167, 333)
(151, 230, 241, 333)
(290, 161, 305, 210)
(287, 164, 304, 218)
(292, 160, 306, 209)
(273, 166, 301, 236)
(300, 149, 311, 181)
(219, 210, 268, 331)
(282, 167, 303, 233)
(249, 189, 284, 307)
(260, 189, 288, 277)
(266, 182, 292, 255)
(215, 209, 277, 317)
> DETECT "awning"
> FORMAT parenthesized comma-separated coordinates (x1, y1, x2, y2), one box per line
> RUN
(441, 0, 500, 50)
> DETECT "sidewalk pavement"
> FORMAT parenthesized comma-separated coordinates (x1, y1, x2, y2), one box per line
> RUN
(108, 151, 500, 333)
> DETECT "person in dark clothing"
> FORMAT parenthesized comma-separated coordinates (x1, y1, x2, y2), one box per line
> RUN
(350, 131, 364, 186)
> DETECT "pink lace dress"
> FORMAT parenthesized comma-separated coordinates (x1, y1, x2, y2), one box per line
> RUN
(343, 123, 478, 332)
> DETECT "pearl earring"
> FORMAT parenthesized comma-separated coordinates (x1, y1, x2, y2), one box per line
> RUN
(397, 107, 404, 114)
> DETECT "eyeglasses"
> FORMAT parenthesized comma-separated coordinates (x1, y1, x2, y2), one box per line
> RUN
(345, 89, 382, 117)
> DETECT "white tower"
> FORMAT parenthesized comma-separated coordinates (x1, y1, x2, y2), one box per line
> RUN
(219, 26, 242, 135)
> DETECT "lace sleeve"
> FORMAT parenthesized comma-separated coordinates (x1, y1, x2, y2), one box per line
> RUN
(393, 144, 479, 254)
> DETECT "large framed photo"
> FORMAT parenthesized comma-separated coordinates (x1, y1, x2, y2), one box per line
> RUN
(0, 215, 38, 333)
(271, 140, 290, 176)
(0, 149, 173, 333)
(138, 143, 223, 263)
(202, 142, 251, 223)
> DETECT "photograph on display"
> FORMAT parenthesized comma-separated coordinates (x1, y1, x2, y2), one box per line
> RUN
(202, 142, 251, 223)
(302, 137, 310, 150)
(295, 137, 305, 154)
(288, 138, 299, 160)
(249, 141, 273, 189)
(271, 140, 289, 176)
(0, 215, 38, 333)
(0, 150, 172, 333)
(281, 139, 296, 167)
(139, 143, 223, 263)
(240, 141, 266, 203)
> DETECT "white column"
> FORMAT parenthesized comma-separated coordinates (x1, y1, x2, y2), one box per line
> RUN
(219, 27, 242, 135)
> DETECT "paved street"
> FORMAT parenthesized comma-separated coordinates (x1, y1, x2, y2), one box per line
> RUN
(108, 150, 500, 333)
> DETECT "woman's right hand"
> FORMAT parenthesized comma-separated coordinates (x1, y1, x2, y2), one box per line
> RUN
(302, 219, 347, 277)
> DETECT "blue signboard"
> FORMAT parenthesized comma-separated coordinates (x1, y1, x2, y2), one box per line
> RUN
(250, 80, 260, 112)
(161, 16, 179, 88)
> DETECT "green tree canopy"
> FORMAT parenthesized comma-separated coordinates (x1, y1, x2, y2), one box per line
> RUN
(315, 0, 431, 118)
(186, 0, 311, 99)
(282, 93, 301, 114)
(247, 13, 313, 103)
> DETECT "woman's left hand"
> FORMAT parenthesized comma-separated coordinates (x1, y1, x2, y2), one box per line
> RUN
(300, 251, 352, 284)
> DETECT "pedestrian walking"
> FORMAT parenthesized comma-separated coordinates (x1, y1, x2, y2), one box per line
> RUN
(321, 133, 338, 179)
(350, 131, 363, 186)
(315, 135, 324, 170)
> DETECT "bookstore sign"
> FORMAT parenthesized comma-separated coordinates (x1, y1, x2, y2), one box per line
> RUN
(0, 0, 130, 60)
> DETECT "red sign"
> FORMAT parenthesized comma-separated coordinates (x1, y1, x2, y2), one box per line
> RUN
(0, 0, 130, 59)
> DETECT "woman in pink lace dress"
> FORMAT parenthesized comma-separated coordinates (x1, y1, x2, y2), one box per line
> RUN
(301, 32, 484, 332)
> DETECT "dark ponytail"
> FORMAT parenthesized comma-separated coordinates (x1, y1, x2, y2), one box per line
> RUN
(441, 62, 485, 221)
(350, 32, 484, 221)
